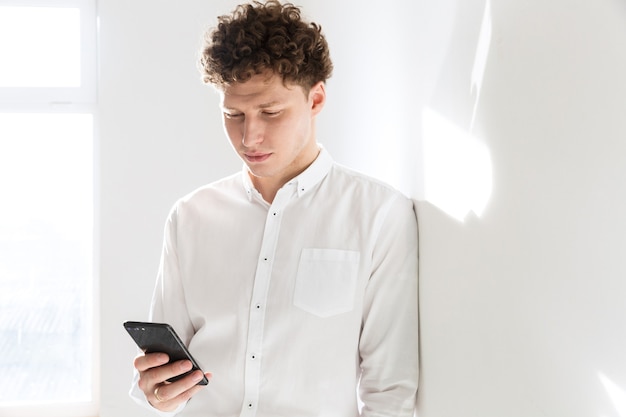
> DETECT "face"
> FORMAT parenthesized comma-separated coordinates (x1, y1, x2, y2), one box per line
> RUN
(219, 73, 325, 197)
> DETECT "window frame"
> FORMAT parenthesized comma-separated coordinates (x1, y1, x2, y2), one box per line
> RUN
(0, 0, 97, 105)
(0, 1, 99, 416)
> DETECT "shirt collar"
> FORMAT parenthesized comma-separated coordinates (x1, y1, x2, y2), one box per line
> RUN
(241, 145, 333, 202)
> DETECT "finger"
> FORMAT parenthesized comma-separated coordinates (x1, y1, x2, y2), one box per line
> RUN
(150, 360, 194, 385)
(151, 383, 205, 412)
(134, 352, 169, 372)
(150, 370, 208, 409)
(150, 383, 186, 412)
(137, 359, 193, 402)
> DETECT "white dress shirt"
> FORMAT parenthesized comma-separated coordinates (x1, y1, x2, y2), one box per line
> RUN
(130, 148, 418, 416)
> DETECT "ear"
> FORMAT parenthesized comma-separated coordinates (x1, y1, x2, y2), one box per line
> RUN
(309, 81, 326, 116)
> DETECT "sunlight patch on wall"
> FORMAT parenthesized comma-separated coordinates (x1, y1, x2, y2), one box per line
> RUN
(422, 108, 492, 221)
(599, 372, 626, 417)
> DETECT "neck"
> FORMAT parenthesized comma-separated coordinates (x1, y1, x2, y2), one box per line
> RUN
(251, 146, 321, 204)
(252, 176, 282, 204)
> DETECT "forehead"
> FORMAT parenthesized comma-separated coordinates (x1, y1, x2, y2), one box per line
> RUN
(219, 73, 304, 108)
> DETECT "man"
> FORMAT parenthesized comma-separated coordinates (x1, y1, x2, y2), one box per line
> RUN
(130, 1, 418, 416)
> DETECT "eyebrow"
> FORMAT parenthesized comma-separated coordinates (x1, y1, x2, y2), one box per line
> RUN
(221, 101, 281, 111)
(258, 101, 280, 109)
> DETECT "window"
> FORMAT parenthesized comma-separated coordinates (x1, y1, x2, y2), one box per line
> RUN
(0, 1, 97, 416)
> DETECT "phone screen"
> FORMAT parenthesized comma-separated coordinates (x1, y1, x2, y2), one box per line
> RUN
(124, 321, 209, 385)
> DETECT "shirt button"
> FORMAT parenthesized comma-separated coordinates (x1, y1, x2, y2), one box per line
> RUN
(248, 403, 253, 408)
(250, 354, 256, 360)
(255, 304, 261, 309)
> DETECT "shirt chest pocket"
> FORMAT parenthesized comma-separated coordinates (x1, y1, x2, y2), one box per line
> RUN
(293, 248, 360, 318)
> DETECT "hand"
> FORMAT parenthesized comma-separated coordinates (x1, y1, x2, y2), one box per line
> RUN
(134, 352, 212, 412)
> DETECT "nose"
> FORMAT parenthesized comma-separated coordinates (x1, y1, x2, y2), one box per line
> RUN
(242, 117, 264, 147)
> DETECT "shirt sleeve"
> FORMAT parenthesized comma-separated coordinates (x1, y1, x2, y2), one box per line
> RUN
(128, 202, 195, 415)
(358, 195, 419, 416)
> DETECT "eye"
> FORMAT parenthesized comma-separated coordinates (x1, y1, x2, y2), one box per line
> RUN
(262, 110, 282, 117)
(223, 112, 243, 120)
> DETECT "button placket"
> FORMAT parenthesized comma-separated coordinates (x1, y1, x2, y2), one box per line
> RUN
(239, 185, 294, 417)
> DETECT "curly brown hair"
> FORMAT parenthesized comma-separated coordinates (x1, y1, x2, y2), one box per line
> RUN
(199, 1, 333, 91)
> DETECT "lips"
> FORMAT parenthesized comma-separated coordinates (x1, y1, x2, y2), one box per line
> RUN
(244, 152, 271, 163)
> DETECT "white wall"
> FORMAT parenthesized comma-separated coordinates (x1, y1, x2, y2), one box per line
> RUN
(414, 0, 626, 416)
(98, 0, 626, 416)
(98, 1, 242, 416)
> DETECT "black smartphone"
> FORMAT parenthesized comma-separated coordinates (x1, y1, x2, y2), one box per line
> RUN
(123, 321, 209, 385)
